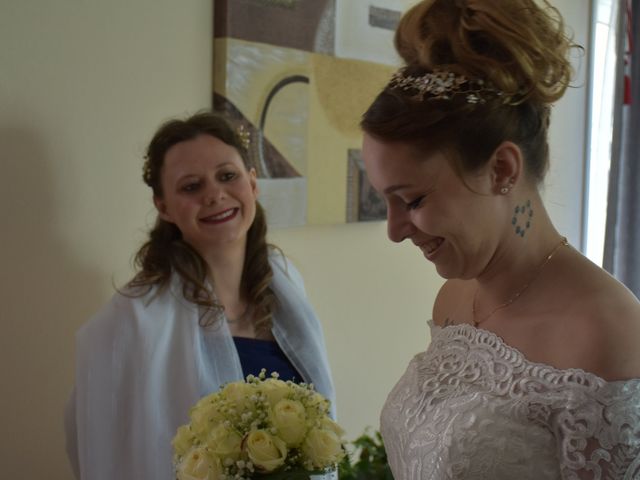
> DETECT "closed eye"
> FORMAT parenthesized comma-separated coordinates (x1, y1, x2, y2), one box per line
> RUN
(406, 195, 425, 210)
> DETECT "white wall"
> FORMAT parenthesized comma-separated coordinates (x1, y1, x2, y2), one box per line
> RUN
(545, 0, 591, 249)
(0, 1, 214, 477)
(270, 222, 439, 441)
(0, 1, 589, 478)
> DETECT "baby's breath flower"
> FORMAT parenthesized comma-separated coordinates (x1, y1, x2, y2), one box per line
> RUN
(174, 371, 345, 478)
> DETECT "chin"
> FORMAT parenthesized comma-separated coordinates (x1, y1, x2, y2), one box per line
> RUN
(434, 262, 473, 281)
(433, 263, 456, 280)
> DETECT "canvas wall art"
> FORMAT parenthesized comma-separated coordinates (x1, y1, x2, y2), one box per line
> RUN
(213, 0, 409, 226)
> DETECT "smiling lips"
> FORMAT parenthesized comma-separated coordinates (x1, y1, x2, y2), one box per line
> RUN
(200, 208, 238, 224)
(417, 237, 445, 258)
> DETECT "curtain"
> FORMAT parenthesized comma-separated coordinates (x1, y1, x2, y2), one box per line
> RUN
(604, 0, 640, 298)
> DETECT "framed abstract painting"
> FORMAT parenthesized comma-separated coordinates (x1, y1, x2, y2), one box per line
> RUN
(213, 0, 409, 226)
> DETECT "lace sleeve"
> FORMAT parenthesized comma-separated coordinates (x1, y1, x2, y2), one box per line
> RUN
(546, 379, 640, 480)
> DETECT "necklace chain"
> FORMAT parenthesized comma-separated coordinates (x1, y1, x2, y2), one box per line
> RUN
(225, 303, 252, 324)
(472, 236, 568, 327)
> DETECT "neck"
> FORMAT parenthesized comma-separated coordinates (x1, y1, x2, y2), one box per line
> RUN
(474, 193, 564, 310)
(199, 239, 248, 317)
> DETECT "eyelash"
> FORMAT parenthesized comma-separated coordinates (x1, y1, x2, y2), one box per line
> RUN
(406, 195, 426, 210)
(182, 182, 201, 193)
(180, 171, 237, 192)
(219, 172, 236, 182)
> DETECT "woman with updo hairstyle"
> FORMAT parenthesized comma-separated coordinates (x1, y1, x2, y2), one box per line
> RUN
(361, 1, 640, 478)
(64, 112, 335, 480)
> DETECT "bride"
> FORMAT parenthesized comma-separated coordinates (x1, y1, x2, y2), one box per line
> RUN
(360, 0, 640, 478)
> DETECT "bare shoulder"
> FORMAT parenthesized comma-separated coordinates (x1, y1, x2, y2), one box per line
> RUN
(433, 278, 473, 327)
(586, 283, 640, 381)
(560, 257, 640, 381)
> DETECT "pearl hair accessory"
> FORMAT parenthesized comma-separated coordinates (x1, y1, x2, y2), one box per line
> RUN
(236, 124, 251, 150)
(387, 67, 509, 104)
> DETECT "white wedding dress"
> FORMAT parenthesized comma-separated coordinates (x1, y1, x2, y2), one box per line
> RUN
(381, 321, 640, 480)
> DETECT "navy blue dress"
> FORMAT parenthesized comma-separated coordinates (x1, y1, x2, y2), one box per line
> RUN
(232, 336, 303, 383)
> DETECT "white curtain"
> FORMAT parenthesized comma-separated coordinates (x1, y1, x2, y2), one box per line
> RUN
(603, 0, 640, 298)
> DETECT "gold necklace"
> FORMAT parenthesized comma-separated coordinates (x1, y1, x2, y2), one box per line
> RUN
(225, 303, 253, 324)
(472, 237, 568, 327)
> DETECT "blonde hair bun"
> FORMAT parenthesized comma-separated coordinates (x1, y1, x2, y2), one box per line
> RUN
(394, 0, 578, 105)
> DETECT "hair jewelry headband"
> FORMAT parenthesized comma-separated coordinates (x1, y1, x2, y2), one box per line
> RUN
(387, 68, 507, 104)
(236, 124, 251, 150)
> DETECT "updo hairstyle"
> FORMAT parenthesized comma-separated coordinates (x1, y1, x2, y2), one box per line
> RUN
(361, 0, 579, 183)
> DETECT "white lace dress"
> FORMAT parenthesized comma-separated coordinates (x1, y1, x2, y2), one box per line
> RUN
(381, 321, 640, 480)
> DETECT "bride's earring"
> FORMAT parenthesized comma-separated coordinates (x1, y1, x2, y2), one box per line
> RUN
(500, 179, 514, 195)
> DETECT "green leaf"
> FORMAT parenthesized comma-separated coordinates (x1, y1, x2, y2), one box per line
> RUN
(338, 428, 394, 480)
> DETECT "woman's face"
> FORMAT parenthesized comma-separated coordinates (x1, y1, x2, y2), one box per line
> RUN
(154, 134, 258, 255)
(362, 133, 506, 280)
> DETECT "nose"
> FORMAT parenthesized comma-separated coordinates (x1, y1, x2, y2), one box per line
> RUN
(204, 181, 224, 206)
(387, 206, 414, 243)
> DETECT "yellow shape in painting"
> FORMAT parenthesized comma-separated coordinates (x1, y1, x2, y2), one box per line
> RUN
(214, 38, 310, 177)
(214, 37, 397, 225)
(310, 55, 394, 138)
(306, 55, 394, 224)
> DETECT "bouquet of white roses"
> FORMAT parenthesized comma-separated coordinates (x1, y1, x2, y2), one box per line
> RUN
(173, 370, 345, 480)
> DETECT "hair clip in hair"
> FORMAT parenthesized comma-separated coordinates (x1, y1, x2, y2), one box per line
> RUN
(142, 156, 153, 187)
(236, 124, 251, 150)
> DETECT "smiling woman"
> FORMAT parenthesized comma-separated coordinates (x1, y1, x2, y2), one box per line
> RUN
(63, 112, 336, 480)
(360, 0, 640, 478)
(154, 135, 258, 262)
(0, 2, 617, 479)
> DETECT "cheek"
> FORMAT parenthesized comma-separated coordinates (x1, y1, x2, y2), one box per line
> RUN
(412, 205, 439, 229)
(170, 198, 200, 220)
(242, 183, 257, 204)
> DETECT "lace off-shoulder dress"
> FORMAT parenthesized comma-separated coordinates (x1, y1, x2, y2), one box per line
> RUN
(381, 321, 640, 480)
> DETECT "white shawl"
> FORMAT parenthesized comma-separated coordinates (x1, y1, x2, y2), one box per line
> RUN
(65, 255, 335, 480)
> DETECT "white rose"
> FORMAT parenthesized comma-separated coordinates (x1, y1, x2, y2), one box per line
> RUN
(320, 417, 346, 438)
(271, 399, 307, 447)
(189, 399, 225, 440)
(258, 378, 291, 408)
(302, 428, 344, 469)
(221, 381, 256, 413)
(172, 425, 196, 457)
(244, 430, 288, 472)
(176, 447, 222, 480)
(206, 424, 242, 461)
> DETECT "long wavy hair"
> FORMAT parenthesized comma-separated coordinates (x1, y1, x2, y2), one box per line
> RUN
(128, 112, 277, 332)
(361, 0, 580, 183)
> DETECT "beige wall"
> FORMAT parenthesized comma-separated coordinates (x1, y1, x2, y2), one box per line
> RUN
(0, 1, 589, 478)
